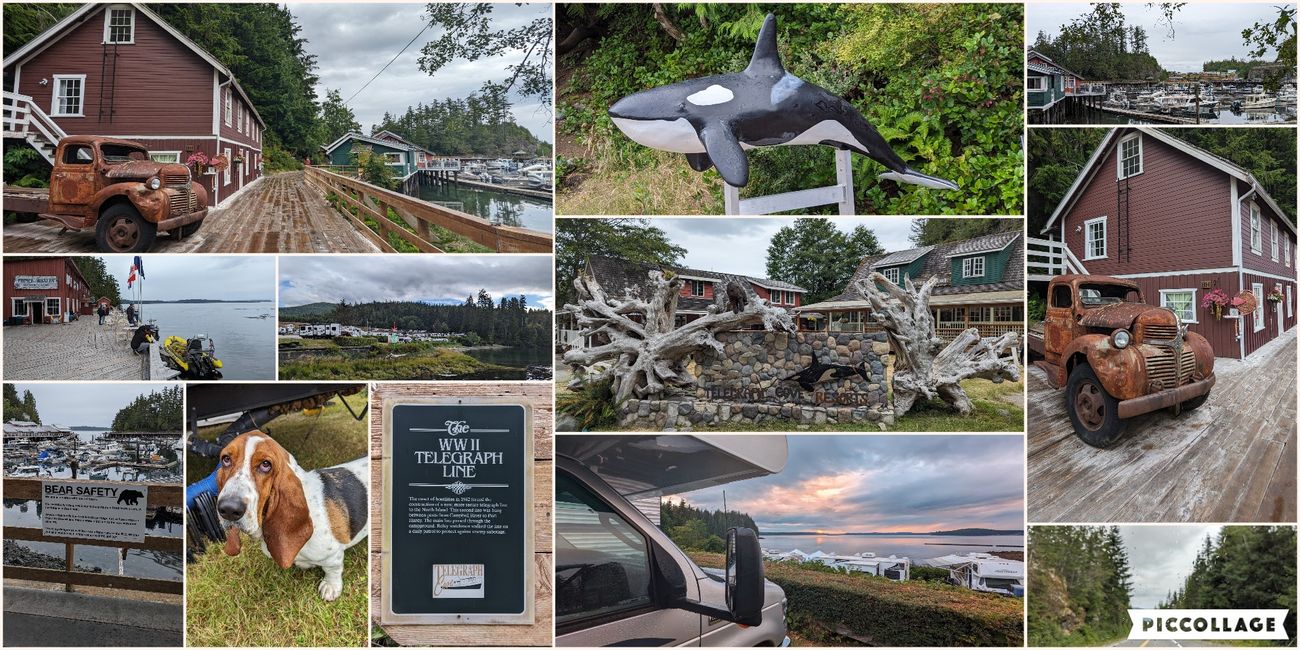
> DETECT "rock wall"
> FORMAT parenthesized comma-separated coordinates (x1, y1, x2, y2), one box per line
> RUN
(619, 330, 894, 429)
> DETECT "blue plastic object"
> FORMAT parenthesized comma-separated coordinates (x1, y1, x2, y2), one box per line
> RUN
(186, 467, 220, 509)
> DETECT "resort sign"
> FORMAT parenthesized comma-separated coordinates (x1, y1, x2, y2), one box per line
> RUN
(13, 275, 57, 290)
(41, 481, 147, 543)
(381, 400, 534, 624)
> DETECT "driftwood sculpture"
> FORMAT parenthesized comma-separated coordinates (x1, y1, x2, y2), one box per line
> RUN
(857, 272, 1020, 416)
(564, 270, 794, 404)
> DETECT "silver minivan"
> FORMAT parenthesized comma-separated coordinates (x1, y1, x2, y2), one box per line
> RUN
(557, 435, 790, 647)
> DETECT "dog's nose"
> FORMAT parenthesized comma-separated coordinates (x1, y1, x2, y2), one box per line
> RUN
(217, 498, 246, 521)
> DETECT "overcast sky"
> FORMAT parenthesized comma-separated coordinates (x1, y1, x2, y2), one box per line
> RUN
(279, 255, 554, 310)
(8, 383, 170, 428)
(291, 3, 552, 142)
(672, 435, 1024, 534)
(105, 255, 274, 302)
(1119, 525, 1222, 608)
(1027, 3, 1292, 72)
(634, 217, 920, 279)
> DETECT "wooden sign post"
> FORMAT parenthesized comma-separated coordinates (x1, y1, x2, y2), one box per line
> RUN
(380, 399, 534, 625)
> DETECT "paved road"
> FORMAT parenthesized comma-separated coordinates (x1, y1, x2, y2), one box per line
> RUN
(3, 587, 181, 647)
(1112, 637, 1205, 647)
(3, 172, 381, 254)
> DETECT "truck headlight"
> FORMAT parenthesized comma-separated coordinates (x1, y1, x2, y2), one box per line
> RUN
(1111, 329, 1131, 349)
(147, 176, 162, 190)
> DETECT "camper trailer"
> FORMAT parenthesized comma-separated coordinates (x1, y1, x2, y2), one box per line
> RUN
(922, 553, 1024, 597)
(557, 435, 790, 647)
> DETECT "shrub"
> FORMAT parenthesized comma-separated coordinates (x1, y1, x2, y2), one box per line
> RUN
(263, 144, 302, 173)
(556, 379, 619, 431)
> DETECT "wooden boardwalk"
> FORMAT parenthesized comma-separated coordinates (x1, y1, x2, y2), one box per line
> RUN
(3, 314, 144, 380)
(1028, 328, 1297, 523)
(3, 172, 380, 254)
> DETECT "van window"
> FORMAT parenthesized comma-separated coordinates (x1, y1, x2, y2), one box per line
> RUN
(1051, 285, 1072, 309)
(556, 472, 653, 626)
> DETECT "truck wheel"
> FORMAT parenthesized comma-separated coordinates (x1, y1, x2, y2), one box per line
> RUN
(1180, 393, 1211, 412)
(95, 204, 157, 253)
(1066, 364, 1126, 448)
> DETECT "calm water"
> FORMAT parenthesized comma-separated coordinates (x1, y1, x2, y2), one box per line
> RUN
(411, 180, 553, 233)
(134, 302, 275, 379)
(758, 534, 1023, 561)
(464, 346, 551, 368)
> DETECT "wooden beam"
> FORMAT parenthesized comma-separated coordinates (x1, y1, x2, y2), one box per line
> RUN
(4, 565, 182, 594)
(4, 527, 183, 552)
(3, 478, 181, 508)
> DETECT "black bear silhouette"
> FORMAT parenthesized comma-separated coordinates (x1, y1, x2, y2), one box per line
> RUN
(117, 489, 144, 506)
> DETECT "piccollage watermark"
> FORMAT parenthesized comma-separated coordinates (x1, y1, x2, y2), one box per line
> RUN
(1127, 609, 1290, 640)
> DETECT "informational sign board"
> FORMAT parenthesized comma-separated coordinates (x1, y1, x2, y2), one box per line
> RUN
(13, 275, 57, 290)
(41, 481, 147, 543)
(381, 400, 534, 625)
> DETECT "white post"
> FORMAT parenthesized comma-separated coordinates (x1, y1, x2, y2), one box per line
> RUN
(723, 150, 856, 215)
(723, 183, 741, 215)
(835, 148, 855, 215)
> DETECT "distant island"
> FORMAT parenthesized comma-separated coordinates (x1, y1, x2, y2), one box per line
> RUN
(69, 425, 109, 431)
(762, 528, 1023, 537)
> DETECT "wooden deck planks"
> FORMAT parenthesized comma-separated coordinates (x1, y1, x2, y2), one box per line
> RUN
(2, 314, 144, 380)
(1028, 329, 1297, 523)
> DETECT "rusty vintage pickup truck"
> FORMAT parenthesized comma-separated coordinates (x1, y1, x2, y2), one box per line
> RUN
(5, 136, 209, 252)
(1028, 275, 1216, 448)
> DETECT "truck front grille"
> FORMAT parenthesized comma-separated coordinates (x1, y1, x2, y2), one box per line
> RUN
(1140, 324, 1179, 342)
(163, 173, 189, 187)
(168, 190, 197, 216)
(1147, 347, 1197, 389)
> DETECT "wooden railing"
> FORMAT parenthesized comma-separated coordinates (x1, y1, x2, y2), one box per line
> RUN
(3, 478, 183, 594)
(936, 322, 1024, 342)
(2, 92, 66, 163)
(1027, 236, 1089, 281)
(304, 166, 552, 254)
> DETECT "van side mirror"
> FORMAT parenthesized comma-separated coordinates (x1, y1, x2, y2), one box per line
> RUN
(725, 527, 764, 626)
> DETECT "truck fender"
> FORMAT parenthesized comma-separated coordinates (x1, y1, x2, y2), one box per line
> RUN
(1062, 333, 1146, 401)
(90, 183, 167, 224)
(1185, 331, 1215, 379)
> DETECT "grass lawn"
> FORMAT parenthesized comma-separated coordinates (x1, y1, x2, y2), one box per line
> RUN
(186, 390, 370, 647)
(277, 347, 489, 381)
(558, 151, 724, 215)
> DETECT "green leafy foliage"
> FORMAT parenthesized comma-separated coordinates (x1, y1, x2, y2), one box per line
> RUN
(910, 565, 953, 583)
(765, 219, 883, 304)
(1032, 4, 1163, 81)
(419, 4, 553, 107)
(369, 95, 546, 157)
(111, 386, 182, 432)
(1026, 129, 1108, 235)
(71, 257, 123, 304)
(558, 3, 1023, 215)
(1028, 526, 1133, 646)
(319, 88, 362, 147)
(262, 144, 302, 173)
(3, 385, 41, 424)
(554, 218, 686, 306)
(909, 217, 1022, 246)
(555, 379, 619, 430)
(660, 499, 760, 542)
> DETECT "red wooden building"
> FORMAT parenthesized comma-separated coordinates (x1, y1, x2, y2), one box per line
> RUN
(3, 257, 94, 324)
(1036, 127, 1296, 359)
(3, 3, 265, 205)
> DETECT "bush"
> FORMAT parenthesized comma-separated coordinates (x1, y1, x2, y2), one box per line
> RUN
(262, 144, 302, 173)
(557, 379, 619, 431)
(689, 551, 1024, 647)
(910, 565, 952, 583)
(1028, 292, 1046, 324)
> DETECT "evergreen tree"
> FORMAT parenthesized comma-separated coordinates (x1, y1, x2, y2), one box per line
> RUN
(765, 219, 884, 304)
(554, 219, 686, 306)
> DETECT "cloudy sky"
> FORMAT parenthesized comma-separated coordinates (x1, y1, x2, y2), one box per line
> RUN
(9, 383, 171, 428)
(279, 255, 554, 310)
(638, 217, 920, 279)
(1027, 4, 1292, 72)
(673, 435, 1024, 534)
(105, 255, 274, 302)
(1119, 525, 1222, 608)
(291, 3, 552, 142)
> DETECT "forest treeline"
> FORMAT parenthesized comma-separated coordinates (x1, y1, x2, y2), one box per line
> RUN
(1027, 526, 1133, 646)
(1031, 5, 1163, 81)
(371, 97, 551, 158)
(661, 499, 761, 553)
(2, 385, 41, 424)
(111, 386, 183, 433)
(1160, 526, 1297, 645)
(282, 292, 551, 349)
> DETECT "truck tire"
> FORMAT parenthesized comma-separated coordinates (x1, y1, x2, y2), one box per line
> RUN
(1066, 363, 1126, 448)
(95, 204, 157, 253)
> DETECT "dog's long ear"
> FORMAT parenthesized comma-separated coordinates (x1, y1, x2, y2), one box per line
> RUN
(263, 466, 313, 569)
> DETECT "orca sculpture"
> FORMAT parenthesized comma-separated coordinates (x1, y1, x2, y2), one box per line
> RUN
(608, 13, 958, 190)
(782, 359, 871, 392)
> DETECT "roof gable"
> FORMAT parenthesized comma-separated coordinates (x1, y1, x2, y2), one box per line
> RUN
(828, 232, 1023, 302)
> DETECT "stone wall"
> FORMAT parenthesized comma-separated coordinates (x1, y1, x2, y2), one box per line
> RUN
(619, 330, 894, 429)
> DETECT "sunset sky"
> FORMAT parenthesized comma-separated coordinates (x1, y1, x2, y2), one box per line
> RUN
(671, 435, 1024, 534)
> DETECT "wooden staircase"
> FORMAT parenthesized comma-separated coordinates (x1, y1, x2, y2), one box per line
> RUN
(1026, 236, 1089, 281)
(3, 92, 67, 165)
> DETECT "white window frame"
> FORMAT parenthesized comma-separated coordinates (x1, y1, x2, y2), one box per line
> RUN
(50, 74, 86, 117)
(1026, 76, 1046, 91)
(1289, 285, 1294, 319)
(11, 298, 28, 317)
(962, 256, 986, 278)
(223, 147, 232, 186)
(1253, 282, 1266, 332)
(1250, 202, 1262, 254)
(1286, 237, 1292, 267)
(236, 104, 243, 132)
(882, 267, 901, 284)
(1158, 289, 1198, 324)
(45, 297, 61, 317)
(149, 151, 181, 164)
(1271, 220, 1280, 261)
(1117, 133, 1143, 179)
(688, 280, 705, 297)
(224, 87, 232, 126)
(1083, 216, 1108, 260)
(103, 5, 135, 44)
(383, 151, 404, 165)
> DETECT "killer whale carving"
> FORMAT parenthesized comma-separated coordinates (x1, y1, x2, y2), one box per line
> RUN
(782, 357, 871, 392)
(608, 13, 958, 190)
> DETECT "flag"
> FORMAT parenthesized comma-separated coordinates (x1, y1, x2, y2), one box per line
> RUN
(127, 264, 137, 289)
(133, 256, 145, 279)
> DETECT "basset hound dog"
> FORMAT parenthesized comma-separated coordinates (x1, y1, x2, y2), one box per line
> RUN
(216, 431, 368, 601)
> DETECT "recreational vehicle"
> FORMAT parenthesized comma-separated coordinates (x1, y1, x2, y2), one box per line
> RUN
(922, 553, 1024, 597)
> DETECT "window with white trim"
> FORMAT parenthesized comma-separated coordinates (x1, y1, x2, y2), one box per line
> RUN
(45, 298, 61, 317)
(11, 299, 28, 317)
(383, 152, 403, 164)
(1253, 282, 1265, 332)
(1289, 285, 1294, 319)
(1084, 216, 1107, 260)
(1027, 76, 1046, 91)
(149, 151, 181, 164)
(223, 147, 232, 186)
(1159, 289, 1197, 323)
(1287, 237, 1292, 267)
(1271, 221, 1280, 260)
(104, 6, 134, 44)
(1117, 134, 1142, 179)
(51, 75, 85, 117)
(224, 88, 232, 126)
(1250, 202, 1262, 253)
(961, 256, 986, 278)
(687, 280, 705, 297)
(882, 267, 901, 284)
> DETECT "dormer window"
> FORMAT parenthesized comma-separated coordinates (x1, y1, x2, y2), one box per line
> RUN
(962, 256, 986, 278)
(104, 6, 135, 44)
(882, 267, 901, 284)
(1117, 133, 1142, 179)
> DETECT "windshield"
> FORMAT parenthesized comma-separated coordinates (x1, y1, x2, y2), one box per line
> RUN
(99, 144, 150, 164)
(1079, 284, 1141, 307)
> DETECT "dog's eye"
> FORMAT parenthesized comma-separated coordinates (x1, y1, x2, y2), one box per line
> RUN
(258, 460, 272, 473)
(220, 455, 231, 467)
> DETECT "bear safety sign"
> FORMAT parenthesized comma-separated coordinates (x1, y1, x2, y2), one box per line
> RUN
(41, 481, 148, 543)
